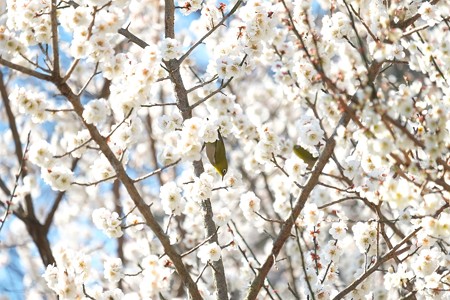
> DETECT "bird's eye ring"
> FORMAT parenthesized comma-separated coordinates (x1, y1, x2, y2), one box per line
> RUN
(222, 169, 227, 175)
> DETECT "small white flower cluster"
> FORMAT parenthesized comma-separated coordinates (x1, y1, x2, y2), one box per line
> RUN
(28, 139, 55, 169)
(140, 255, 172, 298)
(41, 166, 74, 192)
(82, 98, 110, 125)
(190, 173, 214, 202)
(42, 247, 90, 299)
(90, 154, 116, 181)
(302, 203, 324, 228)
(58, 2, 126, 61)
(158, 111, 183, 132)
(255, 124, 279, 164)
(199, 3, 223, 31)
(103, 257, 123, 283)
(296, 114, 324, 147)
(0, 25, 25, 59)
(160, 38, 183, 60)
(384, 263, 414, 291)
(321, 12, 352, 41)
(11, 87, 48, 123)
(66, 129, 91, 158)
(239, 191, 261, 221)
(352, 222, 378, 256)
(125, 213, 144, 233)
(239, 1, 278, 56)
(160, 182, 185, 215)
(28, 140, 74, 191)
(110, 117, 144, 148)
(6, 0, 52, 46)
(284, 154, 309, 181)
(420, 213, 450, 239)
(178, 0, 202, 16)
(216, 55, 244, 80)
(92, 207, 123, 238)
(197, 242, 222, 263)
(104, 47, 162, 121)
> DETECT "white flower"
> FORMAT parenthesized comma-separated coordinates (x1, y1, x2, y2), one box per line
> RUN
(12, 87, 48, 122)
(92, 208, 123, 238)
(66, 129, 91, 158)
(179, 0, 203, 16)
(91, 155, 116, 181)
(160, 38, 182, 60)
(82, 98, 110, 125)
(213, 208, 231, 226)
(160, 182, 185, 215)
(157, 145, 180, 165)
(42, 264, 59, 290)
(104, 257, 123, 283)
(302, 203, 323, 227)
(329, 221, 348, 240)
(41, 166, 73, 191)
(223, 170, 243, 188)
(352, 222, 377, 255)
(323, 241, 343, 263)
(197, 242, 222, 263)
(343, 156, 360, 179)
(157, 112, 182, 132)
(285, 155, 308, 179)
(191, 173, 214, 201)
(126, 213, 144, 232)
(412, 248, 441, 278)
(240, 191, 261, 220)
(29, 139, 55, 168)
(200, 121, 219, 143)
(98, 289, 124, 300)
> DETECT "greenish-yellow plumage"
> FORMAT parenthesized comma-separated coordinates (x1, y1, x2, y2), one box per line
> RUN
(293, 144, 318, 170)
(205, 130, 228, 179)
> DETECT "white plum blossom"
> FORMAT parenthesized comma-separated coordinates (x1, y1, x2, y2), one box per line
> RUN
(160, 182, 185, 215)
(240, 191, 261, 221)
(302, 203, 324, 227)
(384, 263, 414, 291)
(28, 139, 55, 168)
(197, 242, 222, 263)
(103, 257, 123, 283)
(160, 38, 183, 60)
(158, 111, 183, 132)
(213, 207, 231, 226)
(41, 166, 74, 191)
(329, 221, 348, 240)
(126, 213, 144, 232)
(191, 173, 214, 201)
(82, 98, 110, 125)
(92, 208, 123, 238)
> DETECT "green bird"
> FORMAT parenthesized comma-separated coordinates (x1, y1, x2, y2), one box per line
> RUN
(205, 130, 228, 179)
(293, 144, 318, 170)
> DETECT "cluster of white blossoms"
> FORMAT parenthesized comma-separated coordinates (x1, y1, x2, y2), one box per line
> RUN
(42, 247, 90, 299)
(5, 0, 52, 46)
(92, 207, 123, 238)
(28, 140, 74, 191)
(160, 38, 183, 60)
(140, 255, 172, 297)
(159, 181, 185, 215)
(103, 257, 123, 283)
(11, 87, 48, 123)
(43, 246, 126, 299)
(82, 98, 110, 125)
